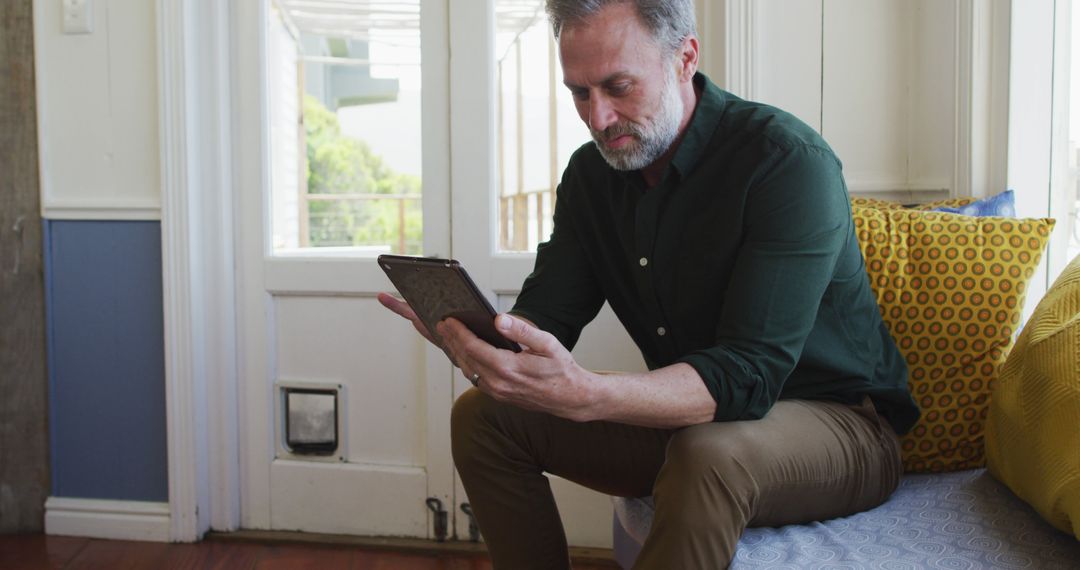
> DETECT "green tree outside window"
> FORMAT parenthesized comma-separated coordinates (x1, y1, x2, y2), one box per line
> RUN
(304, 95, 422, 253)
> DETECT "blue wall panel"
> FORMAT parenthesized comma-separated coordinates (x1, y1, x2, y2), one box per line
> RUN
(46, 220, 168, 502)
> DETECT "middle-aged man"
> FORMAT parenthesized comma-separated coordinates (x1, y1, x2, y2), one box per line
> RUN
(380, 0, 920, 567)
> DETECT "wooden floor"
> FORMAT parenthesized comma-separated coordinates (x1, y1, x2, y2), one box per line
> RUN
(0, 533, 620, 569)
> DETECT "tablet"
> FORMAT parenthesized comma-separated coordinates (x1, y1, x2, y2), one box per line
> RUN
(378, 254, 522, 353)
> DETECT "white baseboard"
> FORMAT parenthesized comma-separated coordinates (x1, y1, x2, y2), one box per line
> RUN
(45, 497, 171, 542)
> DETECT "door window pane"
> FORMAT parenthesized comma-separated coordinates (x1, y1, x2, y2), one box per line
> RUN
(269, 0, 422, 255)
(495, 1, 590, 252)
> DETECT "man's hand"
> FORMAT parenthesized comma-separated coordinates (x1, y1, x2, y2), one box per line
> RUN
(437, 313, 599, 422)
(381, 296, 716, 427)
(377, 292, 460, 366)
(377, 292, 434, 343)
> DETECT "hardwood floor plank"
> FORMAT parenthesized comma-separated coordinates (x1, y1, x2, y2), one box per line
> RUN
(353, 549, 439, 570)
(196, 540, 264, 570)
(0, 534, 619, 569)
(435, 553, 491, 570)
(0, 534, 89, 569)
(207, 530, 617, 567)
(63, 539, 180, 570)
(252, 543, 356, 570)
(150, 540, 265, 570)
(147, 542, 212, 570)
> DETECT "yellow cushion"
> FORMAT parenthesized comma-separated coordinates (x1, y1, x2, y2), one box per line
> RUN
(851, 206, 1054, 472)
(850, 196, 907, 210)
(986, 254, 1080, 539)
(849, 196, 978, 211)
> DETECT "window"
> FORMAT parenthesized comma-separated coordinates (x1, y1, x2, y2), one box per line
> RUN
(1067, 5, 1080, 264)
(269, 0, 423, 255)
(495, 0, 590, 252)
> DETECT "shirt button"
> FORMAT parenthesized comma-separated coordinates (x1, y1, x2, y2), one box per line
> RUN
(639, 257, 648, 267)
(657, 326, 667, 336)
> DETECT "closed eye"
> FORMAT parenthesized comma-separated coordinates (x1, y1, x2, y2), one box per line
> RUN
(569, 87, 589, 101)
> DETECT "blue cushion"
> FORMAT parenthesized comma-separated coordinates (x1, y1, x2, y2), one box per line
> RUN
(930, 189, 1016, 217)
(611, 469, 1080, 569)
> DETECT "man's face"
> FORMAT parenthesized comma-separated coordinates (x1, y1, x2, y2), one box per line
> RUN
(558, 3, 685, 171)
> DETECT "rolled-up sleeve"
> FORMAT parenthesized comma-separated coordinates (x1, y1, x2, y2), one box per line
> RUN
(677, 144, 851, 422)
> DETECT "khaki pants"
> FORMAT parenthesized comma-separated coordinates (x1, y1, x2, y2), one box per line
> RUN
(451, 389, 903, 569)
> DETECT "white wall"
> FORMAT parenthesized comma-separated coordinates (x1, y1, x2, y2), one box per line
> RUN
(714, 0, 1010, 205)
(34, 0, 160, 220)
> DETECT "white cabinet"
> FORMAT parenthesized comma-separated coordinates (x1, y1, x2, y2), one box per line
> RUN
(715, 0, 1009, 203)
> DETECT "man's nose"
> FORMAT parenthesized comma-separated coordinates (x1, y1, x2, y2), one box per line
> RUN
(588, 95, 618, 133)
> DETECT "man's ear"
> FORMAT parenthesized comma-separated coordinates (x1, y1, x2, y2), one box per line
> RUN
(676, 35, 700, 82)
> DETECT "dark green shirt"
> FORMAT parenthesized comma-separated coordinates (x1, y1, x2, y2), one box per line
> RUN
(510, 73, 919, 435)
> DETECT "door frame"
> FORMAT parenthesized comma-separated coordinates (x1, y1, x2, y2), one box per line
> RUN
(159, 0, 241, 540)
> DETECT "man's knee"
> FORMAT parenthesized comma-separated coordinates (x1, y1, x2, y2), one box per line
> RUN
(642, 423, 759, 563)
(451, 387, 486, 430)
(450, 388, 491, 461)
(662, 422, 760, 484)
(451, 388, 532, 474)
(653, 422, 764, 523)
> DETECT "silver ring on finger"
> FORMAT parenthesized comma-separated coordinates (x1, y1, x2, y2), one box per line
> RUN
(469, 372, 480, 387)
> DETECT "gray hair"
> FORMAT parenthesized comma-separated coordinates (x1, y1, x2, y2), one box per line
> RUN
(545, 0, 697, 53)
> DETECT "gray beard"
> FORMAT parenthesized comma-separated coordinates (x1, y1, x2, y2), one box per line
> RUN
(591, 73, 685, 171)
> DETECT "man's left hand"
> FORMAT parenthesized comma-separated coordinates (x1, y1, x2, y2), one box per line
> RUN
(436, 314, 597, 422)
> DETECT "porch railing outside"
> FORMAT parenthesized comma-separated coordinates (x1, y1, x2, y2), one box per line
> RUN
(300, 193, 419, 255)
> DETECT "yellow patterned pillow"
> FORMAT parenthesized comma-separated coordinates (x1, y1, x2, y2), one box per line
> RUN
(852, 206, 1054, 472)
(849, 196, 978, 211)
(850, 196, 907, 210)
(986, 254, 1080, 539)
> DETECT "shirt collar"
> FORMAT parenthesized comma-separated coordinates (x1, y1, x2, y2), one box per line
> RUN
(668, 72, 727, 181)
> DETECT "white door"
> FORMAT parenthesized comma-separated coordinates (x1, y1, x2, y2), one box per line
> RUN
(233, 0, 643, 547)
(234, 0, 456, 539)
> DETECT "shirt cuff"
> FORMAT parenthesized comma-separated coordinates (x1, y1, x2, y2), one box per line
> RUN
(677, 349, 770, 423)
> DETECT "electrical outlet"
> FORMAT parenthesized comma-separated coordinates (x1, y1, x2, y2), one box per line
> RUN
(62, 0, 93, 35)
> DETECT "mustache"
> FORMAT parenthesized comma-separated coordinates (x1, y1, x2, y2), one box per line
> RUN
(591, 122, 644, 144)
